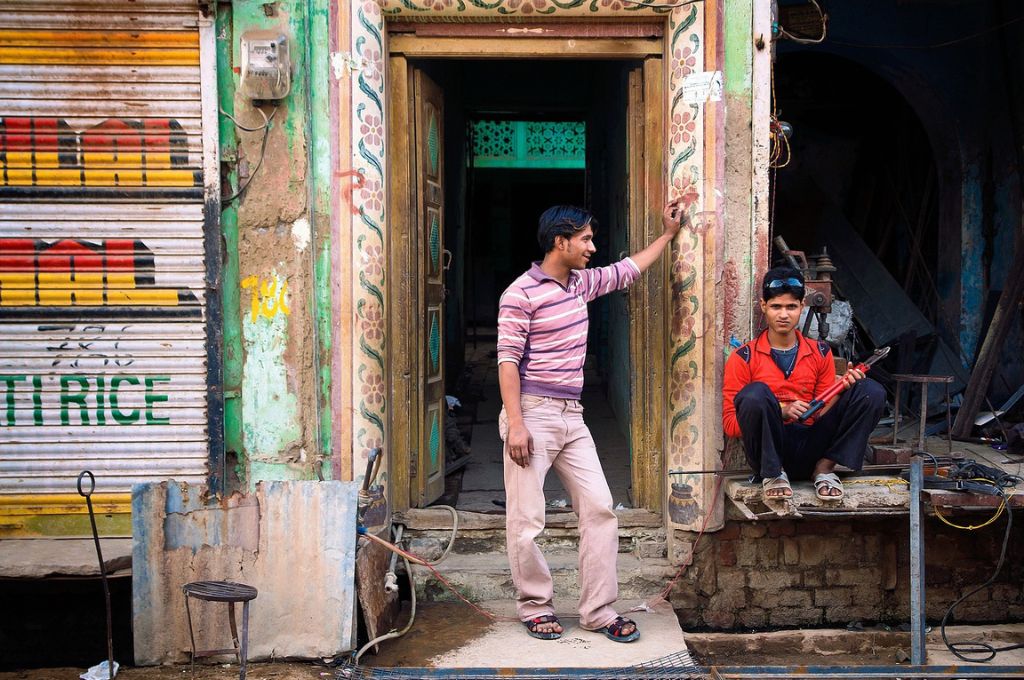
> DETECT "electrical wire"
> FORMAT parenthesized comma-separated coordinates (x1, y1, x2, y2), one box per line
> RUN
(420, 504, 459, 565)
(358, 529, 519, 623)
(775, 0, 827, 45)
(219, 106, 272, 132)
(222, 105, 279, 204)
(939, 494, 1024, 662)
(354, 553, 416, 663)
(768, 56, 790, 171)
(352, 506, 477, 662)
(933, 489, 1010, 531)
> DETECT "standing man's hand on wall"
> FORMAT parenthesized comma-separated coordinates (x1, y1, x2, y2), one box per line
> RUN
(661, 196, 686, 237)
(631, 196, 694, 273)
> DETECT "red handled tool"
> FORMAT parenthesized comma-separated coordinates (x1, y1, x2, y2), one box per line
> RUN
(797, 346, 890, 423)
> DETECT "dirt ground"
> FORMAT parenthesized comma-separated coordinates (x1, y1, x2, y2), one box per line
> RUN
(3, 605, 1022, 678)
(0, 603, 489, 680)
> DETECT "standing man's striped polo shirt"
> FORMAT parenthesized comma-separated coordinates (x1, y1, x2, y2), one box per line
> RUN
(497, 258, 641, 400)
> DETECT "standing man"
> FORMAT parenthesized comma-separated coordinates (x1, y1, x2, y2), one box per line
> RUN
(722, 267, 886, 502)
(497, 199, 684, 643)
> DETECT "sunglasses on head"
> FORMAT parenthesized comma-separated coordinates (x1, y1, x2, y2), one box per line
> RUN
(766, 277, 803, 289)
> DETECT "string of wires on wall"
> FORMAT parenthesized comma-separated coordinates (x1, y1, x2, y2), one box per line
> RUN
(221, 104, 279, 204)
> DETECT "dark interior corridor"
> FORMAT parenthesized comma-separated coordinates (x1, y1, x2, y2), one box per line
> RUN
(420, 58, 641, 509)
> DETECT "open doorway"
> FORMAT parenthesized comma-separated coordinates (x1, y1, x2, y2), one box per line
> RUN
(393, 58, 647, 511)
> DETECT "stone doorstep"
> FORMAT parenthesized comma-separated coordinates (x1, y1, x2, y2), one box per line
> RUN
(411, 552, 679, 603)
(406, 527, 668, 560)
(727, 475, 911, 511)
(395, 507, 663, 530)
(398, 508, 668, 559)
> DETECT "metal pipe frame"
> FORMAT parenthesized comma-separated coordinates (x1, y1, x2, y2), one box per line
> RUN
(909, 456, 926, 665)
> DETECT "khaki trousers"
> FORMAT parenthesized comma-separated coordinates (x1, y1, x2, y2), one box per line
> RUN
(499, 395, 619, 630)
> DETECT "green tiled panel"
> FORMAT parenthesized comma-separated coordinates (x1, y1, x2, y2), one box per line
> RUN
(427, 110, 439, 176)
(428, 312, 440, 373)
(429, 213, 441, 273)
(429, 411, 440, 470)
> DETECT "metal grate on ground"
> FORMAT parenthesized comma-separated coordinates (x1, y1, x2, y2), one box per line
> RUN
(337, 650, 706, 680)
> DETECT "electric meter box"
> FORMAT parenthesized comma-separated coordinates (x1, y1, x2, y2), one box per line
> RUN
(239, 30, 291, 100)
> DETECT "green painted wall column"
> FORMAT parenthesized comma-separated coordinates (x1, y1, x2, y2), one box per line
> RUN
(305, 0, 335, 480)
(226, 0, 323, 488)
(217, 4, 244, 483)
(722, 0, 770, 341)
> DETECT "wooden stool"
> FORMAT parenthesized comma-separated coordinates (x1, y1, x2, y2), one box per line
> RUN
(183, 580, 258, 680)
(891, 374, 954, 453)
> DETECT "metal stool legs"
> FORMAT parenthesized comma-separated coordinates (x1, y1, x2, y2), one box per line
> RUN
(891, 374, 954, 454)
(185, 593, 196, 678)
(182, 581, 257, 680)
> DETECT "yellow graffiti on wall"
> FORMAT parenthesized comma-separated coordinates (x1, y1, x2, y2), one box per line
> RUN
(241, 275, 290, 323)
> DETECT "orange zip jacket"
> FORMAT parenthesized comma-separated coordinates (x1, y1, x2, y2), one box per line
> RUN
(722, 330, 837, 438)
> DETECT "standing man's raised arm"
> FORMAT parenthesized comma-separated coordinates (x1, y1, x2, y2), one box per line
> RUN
(628, 195, 691, 273)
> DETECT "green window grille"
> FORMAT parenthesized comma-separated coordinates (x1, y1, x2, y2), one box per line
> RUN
(471, 120, 585, 169)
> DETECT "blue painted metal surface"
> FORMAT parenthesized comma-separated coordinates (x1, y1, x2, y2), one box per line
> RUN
(959, 164, 984, 363)
(337, 666, 1024, 679)
(711, 666, 1024, 678)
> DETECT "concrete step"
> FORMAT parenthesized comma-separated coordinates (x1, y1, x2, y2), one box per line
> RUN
(398, 508, 668, 560)
(410, 551, 679, 603)
(407, 528, 668, 559)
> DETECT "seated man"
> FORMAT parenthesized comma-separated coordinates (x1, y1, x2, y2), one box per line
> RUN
(722, 267, 886, 501)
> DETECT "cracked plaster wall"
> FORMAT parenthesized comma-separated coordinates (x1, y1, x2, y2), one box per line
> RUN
(230, 0, 325, 488)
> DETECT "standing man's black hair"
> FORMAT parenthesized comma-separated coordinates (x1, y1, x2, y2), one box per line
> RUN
(537, 205, 597, 253)
(761, 266, 805, 302)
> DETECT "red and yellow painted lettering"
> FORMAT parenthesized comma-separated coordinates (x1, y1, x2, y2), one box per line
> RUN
(0, 238, 199, 316)
(0, 117, 200, 198)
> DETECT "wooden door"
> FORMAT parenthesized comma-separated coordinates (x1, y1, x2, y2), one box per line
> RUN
(387, 62, 446, 509)
(627, 58, 666, 513)
(414, 70, 446, 506)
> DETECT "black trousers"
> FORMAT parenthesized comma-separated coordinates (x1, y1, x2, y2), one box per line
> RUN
(733, 379, 886, 481)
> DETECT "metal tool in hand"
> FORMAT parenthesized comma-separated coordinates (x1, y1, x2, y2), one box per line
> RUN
(798, 346, 891, 423)
(78, 471, 114, 680)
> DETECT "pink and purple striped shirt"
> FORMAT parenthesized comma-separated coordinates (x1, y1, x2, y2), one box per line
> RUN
(497, 258, 642, 400)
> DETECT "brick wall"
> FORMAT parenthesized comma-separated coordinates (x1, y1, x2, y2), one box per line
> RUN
(670, 517, 1024, 630)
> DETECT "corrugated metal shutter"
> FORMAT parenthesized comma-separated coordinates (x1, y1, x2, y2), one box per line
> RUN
(0, 1, 219, 497)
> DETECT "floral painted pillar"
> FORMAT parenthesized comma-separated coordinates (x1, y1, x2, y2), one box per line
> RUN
(664, 2, 728, 539)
